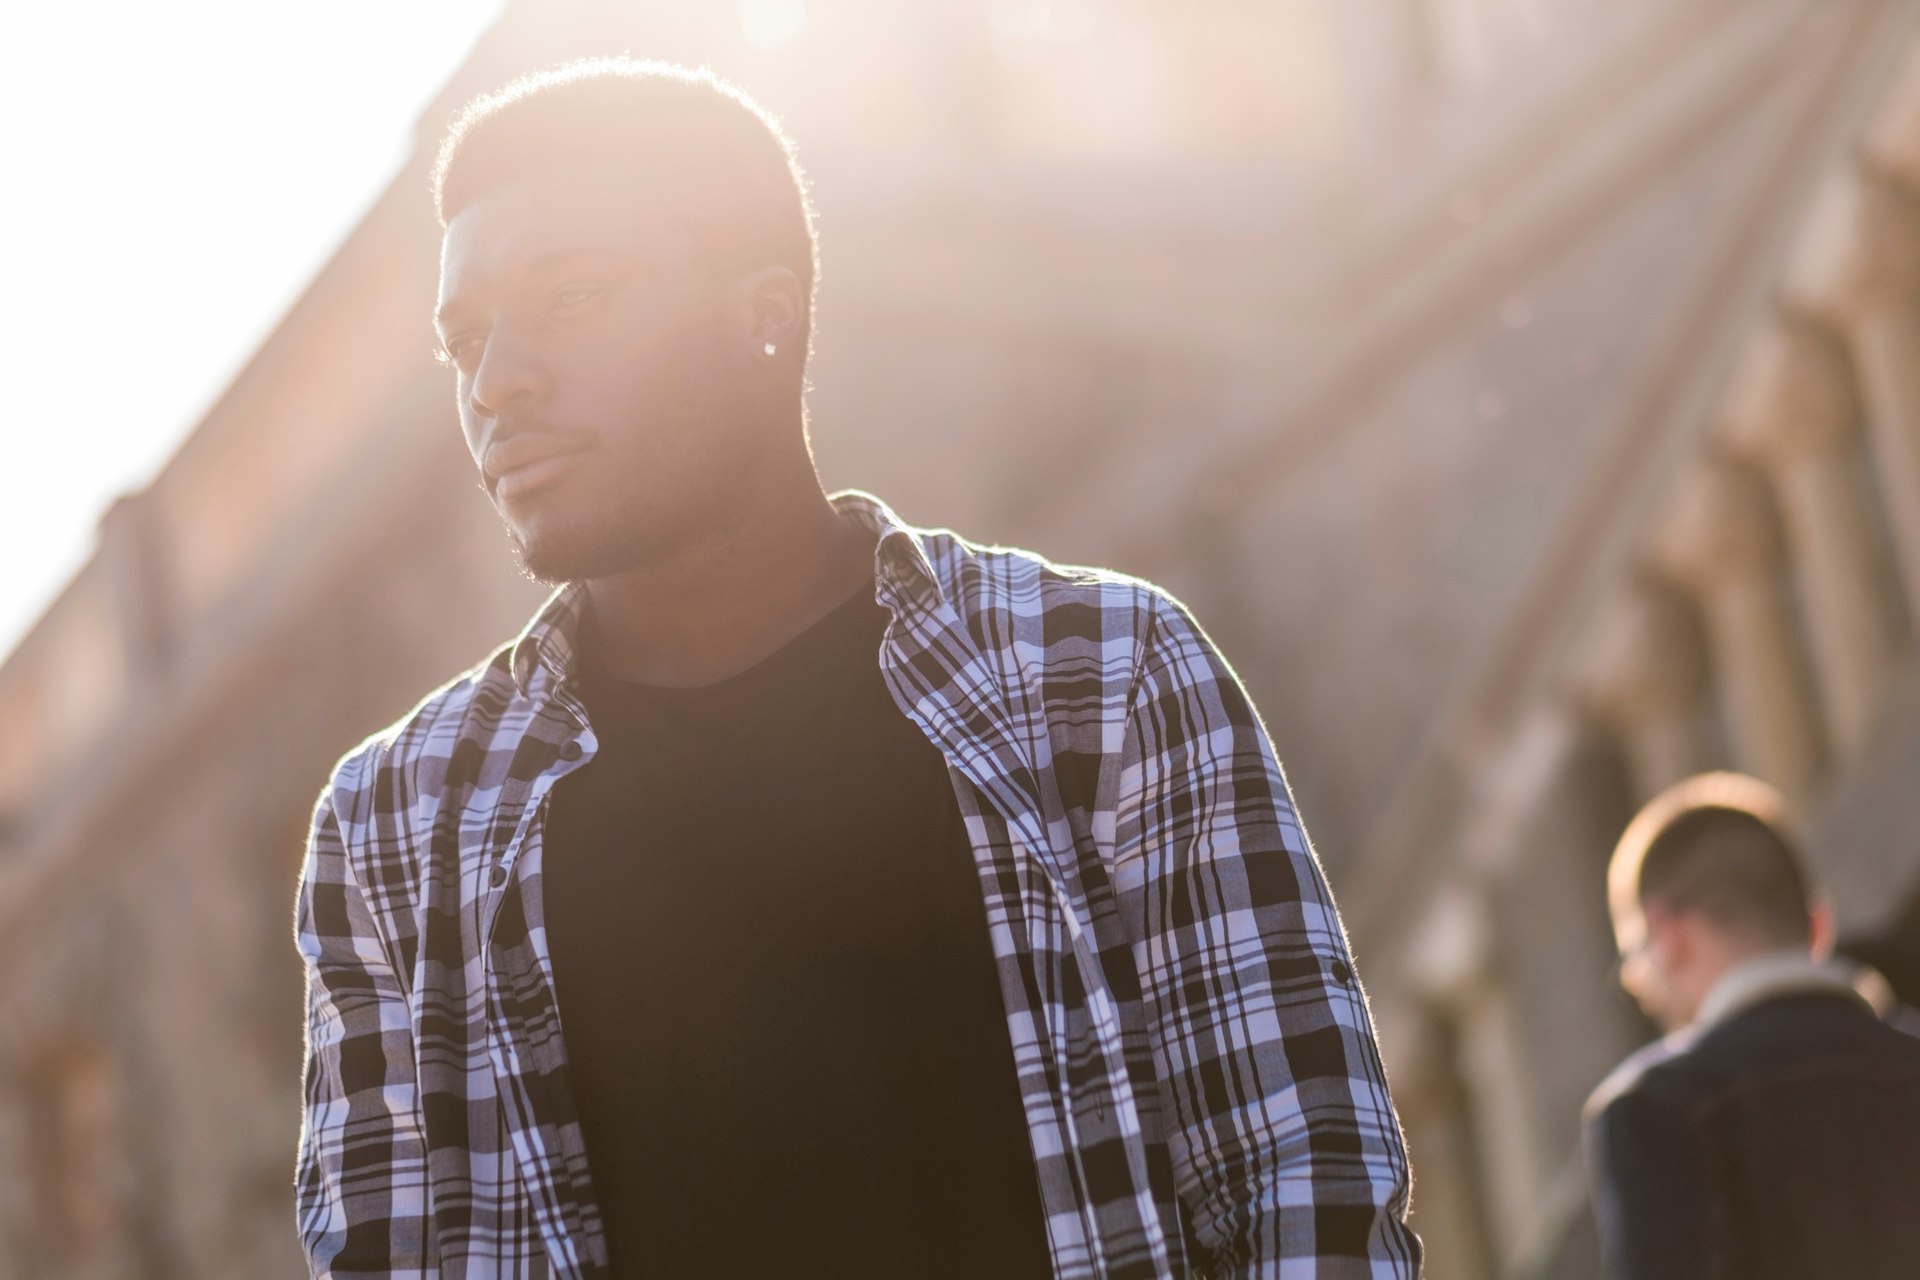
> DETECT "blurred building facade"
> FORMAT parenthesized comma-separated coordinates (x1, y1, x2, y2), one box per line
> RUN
(5, 0, 1920, 1275)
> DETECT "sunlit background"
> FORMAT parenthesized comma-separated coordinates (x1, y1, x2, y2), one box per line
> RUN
(0, 0, 503, 663)
(7, 1, 1920, 1277)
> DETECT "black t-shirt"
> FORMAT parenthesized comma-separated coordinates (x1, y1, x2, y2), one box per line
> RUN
(540, 583, 1053, 1278)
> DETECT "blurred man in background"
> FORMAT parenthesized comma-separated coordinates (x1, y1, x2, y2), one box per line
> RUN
(1586, 771, 1920, 1280)
(291, 58, 1419, 1278)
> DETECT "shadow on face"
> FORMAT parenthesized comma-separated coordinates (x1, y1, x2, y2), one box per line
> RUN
(1613, 904, 1676, 1029)
(436, 161, 773, 583)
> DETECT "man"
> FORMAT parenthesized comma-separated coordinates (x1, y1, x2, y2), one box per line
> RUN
(293, 58, 1418, 1279)
(1586, 771, 1920, 1280)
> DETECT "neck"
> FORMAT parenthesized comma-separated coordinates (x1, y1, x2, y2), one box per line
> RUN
(582, 467, 874, 687)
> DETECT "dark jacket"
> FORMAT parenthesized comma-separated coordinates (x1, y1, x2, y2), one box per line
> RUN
(1585, 984, 1920, 1280)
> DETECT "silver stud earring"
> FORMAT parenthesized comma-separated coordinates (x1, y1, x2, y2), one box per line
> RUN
(763, 342, 777, 357)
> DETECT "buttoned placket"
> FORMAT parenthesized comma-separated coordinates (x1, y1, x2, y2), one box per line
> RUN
(480, 687, 596, 949)
(873, 557, 1172, 1277)
(481, 667, 606, 1278)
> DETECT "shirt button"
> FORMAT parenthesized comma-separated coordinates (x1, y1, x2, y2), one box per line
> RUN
(489, 864, 508, 888)
(559, 739, 583, 762)
(1330, 958, 1353, 986)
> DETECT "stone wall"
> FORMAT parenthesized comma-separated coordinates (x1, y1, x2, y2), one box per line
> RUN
(5, 2, 1915, 1275)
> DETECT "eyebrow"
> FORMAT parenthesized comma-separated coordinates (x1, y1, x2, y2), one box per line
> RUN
(435, 245, 626, 330)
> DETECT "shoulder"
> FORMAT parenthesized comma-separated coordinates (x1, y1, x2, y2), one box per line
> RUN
(318, 640, 519, 826)
(845, 489, 1209, 662)
(1588, 995, 1920, 1131)
(927, 525, 1173, 620)
(1583, 1036, 1728, 1190)
(919, 523, 1218, 667)
(1691, 992, 1920, 1077)
(1887, 1002, 1920, 1041)
(1585, 1031, 1698, 1127)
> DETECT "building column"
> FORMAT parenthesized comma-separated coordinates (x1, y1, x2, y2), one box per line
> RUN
(1471, 709, 1644, 1199)
(1721, 319, 1903, 758)
(1384, 710, 1646, 1272)
(1653, 462, 1824, 803)
(1787, 173, 1920, 614)
(1400, 886, 1538, 1264)
(1374, 1004, 1498, 1280)
(1569, 580, 1713, 800)
(95, 494, 173, 695)
(0, 1048, 33, 1276)
(1862, 32, 1920, 198)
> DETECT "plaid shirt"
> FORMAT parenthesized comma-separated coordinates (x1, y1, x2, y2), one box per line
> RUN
(294, 490, 1419, 1278)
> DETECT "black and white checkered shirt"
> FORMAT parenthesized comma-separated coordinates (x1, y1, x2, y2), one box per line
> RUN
(295, 490, 1420, 1278)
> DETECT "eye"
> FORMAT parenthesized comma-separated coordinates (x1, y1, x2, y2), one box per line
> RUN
(437, 333, 484, 370)
(551, 281, 607, 312)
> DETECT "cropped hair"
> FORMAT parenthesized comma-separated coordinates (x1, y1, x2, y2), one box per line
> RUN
(433, 58, 818, 346)
(1607, 771, 1812, 949)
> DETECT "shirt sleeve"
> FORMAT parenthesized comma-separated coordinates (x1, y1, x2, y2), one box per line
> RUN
(1116, 593, 1420, 1277)
(294, 781, 436, 1278)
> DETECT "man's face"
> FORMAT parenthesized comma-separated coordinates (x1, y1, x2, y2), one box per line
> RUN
(436, 161, 761, 582)
(1612, 904, 1674, 1028)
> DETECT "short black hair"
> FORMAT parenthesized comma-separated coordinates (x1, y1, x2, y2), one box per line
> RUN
(1608, 772, 1812, 949)
(433, 58, 818, 346)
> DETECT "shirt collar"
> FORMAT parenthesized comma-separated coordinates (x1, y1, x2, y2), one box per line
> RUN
(834, 487, 945, 601)
(1693, 948, 1871, 1033)
(507, 488, 944, 698)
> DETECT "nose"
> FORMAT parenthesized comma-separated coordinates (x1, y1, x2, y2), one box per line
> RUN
(468, 330, 552, 418)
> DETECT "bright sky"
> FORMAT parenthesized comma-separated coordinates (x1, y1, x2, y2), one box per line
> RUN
(0, 0, 505, 661)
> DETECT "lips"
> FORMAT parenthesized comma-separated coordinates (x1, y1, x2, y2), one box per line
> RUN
(483, 433, 593, 501)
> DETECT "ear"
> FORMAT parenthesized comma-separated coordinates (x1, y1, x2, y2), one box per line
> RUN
(734, 265, 806, 363)
(1808, 898, 1836, 960)
(1643, 901, 1690, 969)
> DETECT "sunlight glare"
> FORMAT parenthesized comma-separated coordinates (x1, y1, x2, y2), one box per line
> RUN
(738, 0, 807, 53)
(988, 0, 1098, 51)
(0, 0, 503, 663)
